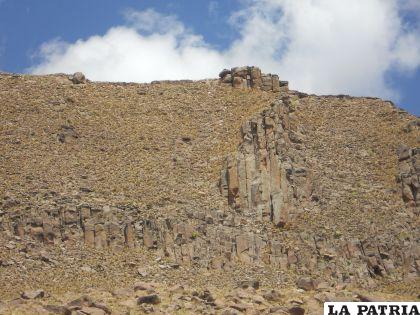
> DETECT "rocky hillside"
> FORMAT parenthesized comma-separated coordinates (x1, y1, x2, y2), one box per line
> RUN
(0, 67, 418, 314)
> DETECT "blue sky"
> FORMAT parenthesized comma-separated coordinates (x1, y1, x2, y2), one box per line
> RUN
(0, 0, 419, 115)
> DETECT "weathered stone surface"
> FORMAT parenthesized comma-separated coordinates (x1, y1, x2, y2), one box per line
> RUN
(124, 222, 135, 248)
(297, 277, 316, 291)
(219, 97, 312, 226)
(261, 74, 274, 91)
(137, 294, 161, 305)
(57, 125, 78, 143)
(231, 66, 249, 78)
(219, 66, 286, 92)
(397, 145, 411, 161)
(83, 224, 95, 247)
(250, 66, 262, 88)
(69, 72, 86, 84)
(232, 76, 247, 89)
(397, 146, 419, 210)
(21, 289, 45, 299)
(94, 224, 107, 249)
(222, 73, 233, 84)
(143, 222, 156, 248)
(288, 306, 305, 315)
(272, 74, 280, 92)
(219, 69, 231, 78)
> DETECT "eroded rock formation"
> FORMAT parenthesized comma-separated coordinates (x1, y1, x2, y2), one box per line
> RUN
(397, 145, 419, 212)
(219, 66, 289, 92)
(5, 203, 135, 249)
(4, 195, 419, 286)
(219, 96, 312, 227)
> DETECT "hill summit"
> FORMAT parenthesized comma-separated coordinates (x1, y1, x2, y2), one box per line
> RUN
(0, 67, 418, 314)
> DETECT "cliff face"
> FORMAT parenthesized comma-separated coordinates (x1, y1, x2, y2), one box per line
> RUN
(397, 145, 419, 212)
(216, 88, 419, 288)
(0, 68, 419, 313)
(219, 96, 312, 227)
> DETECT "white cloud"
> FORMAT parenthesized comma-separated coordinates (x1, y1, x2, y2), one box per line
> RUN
(30, 10, 228, 82)
(123, 8, 185, 35)
(393, 32, 420, 72)
(30, 2, 420, 99)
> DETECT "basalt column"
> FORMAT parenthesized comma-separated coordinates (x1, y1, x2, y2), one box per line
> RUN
(220, 97, 312, 227)
(397, 145, 419, 213)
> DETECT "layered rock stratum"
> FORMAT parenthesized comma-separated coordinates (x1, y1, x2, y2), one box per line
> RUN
(0, 67, 418, 314)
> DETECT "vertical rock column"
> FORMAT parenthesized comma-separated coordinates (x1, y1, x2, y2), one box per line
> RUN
(397, 146, 419, 212)
(220, 98, 312, 227)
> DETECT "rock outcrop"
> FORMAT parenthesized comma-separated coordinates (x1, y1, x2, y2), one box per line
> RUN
(219, 96, 312, 227)
(69, 72, 86, 84)
(219, 66, 288, 92)
(4, 203, 135, 250)
(397, 145, 419, 212)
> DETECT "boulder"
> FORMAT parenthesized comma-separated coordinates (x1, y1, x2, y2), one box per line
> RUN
(397, 145, 411, 161)
(221, 73, 233, 84)
(219, 69, 231, 78)
(57, 125, 78, 143)
(21, 289, 45, 299)
(288, 306, 305, 315)
(137, 294, 161, 305)
(296, 277, 316, 291)
(263, 289, 282, 302)
(70, 72, 86, 84)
